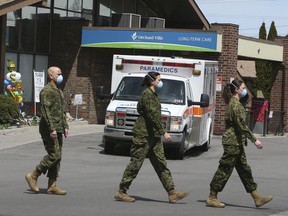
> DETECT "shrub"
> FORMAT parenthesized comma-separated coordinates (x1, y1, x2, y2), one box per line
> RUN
(0, 94, 20, 126)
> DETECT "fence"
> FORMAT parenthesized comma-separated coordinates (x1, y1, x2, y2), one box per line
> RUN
(245, 110, 285, 136)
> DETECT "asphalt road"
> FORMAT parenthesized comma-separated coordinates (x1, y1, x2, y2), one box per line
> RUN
(0, 125, 287, 216)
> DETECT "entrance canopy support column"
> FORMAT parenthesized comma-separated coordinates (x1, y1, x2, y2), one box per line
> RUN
(0, 15, 6, 94)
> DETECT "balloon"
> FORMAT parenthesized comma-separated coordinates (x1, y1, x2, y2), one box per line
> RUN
(14, 72, 21, 81)
(16, 83, 22, 90)
(14, 91, 19, 96)
(4, 79, 9, 86)
(6, 73, 12, 81)
(6, 85, 12, 91)
(4, 91, 9, 96)
(15, 95, 23, 103)
(20, 102, 24, 108)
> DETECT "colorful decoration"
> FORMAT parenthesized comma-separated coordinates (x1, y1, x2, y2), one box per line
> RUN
(4, 59, 24, 110)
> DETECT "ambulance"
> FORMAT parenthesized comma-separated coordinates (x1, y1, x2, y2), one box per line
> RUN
(98, 54, 218, 159)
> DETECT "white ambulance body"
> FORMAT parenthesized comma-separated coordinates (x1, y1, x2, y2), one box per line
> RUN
(101, 54, 218, 159)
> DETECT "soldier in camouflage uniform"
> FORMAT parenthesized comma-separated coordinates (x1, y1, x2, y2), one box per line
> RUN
(114, 71, 189, 203)
(206, 79, 272, 208)
(25, 66, 68, 195)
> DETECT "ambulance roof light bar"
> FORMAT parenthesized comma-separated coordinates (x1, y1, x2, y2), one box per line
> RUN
(120, 59, 195, 69)
(116, 57, 201, 76)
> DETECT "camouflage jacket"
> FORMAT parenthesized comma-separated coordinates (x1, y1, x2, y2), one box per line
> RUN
(39, 82, 68, 134)
(133, 87, 165, 137)
(222, 97, 257, 146)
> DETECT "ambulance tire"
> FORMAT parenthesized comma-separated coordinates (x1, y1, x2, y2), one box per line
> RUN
(177, 132, 186, 160)
(201, 129, 211, 152)
(104, 141, 115, 154)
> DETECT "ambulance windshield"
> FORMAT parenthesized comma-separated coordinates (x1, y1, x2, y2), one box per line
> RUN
(114, 77, 185, 105)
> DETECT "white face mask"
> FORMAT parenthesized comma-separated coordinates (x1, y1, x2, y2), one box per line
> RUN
(240, 88, 247, 98)
(157, 80, 163, 88)
(56, 75, 63, 84)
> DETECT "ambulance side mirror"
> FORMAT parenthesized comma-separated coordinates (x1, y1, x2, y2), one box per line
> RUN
(96, 86, 113, 100)
(199, 94, 209, 107)
(188, 94, 209, 107)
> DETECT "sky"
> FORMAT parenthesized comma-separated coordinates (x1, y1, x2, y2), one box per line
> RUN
(196, 0, 288, 38)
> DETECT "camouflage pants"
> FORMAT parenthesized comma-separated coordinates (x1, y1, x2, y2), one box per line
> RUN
(36, 132, 63, 179)
(119, 135, 175, 192)
(210, 144, 257, 193)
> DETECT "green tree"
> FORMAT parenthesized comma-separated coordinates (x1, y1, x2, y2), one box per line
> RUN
(255, 61, 272, 99)
(267, 21, 278, 41)
(254, 21, 276, 99)
(259, 22, 267, 39)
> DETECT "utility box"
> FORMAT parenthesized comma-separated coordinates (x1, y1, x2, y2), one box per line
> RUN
(111, 13, 141, 28)
(141, 17, 165, 28)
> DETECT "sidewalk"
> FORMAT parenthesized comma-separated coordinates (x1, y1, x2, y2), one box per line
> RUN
(0, 120, 105, 151)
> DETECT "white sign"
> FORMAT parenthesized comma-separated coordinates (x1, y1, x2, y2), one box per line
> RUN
(34, 70, 45, 103)
(216, 76, 222, 92)
(74, 94, 83, 105)
(269, 111, 273, 118)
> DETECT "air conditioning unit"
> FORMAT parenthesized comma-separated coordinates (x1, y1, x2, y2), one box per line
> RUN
(111, 13, 141, 28)
(141, 17, 165, 29)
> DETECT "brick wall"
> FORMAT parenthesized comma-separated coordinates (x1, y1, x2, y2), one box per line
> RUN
(50, 20, 129, 123)
(211, 24, 239, 135)
(269, 39, 288, 133)
(270, 63, 283, 112)
(281, 39, 288, 132)
(49, 20, 100, 122)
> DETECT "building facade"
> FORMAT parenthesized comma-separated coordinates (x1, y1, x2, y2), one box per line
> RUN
(1, 0, 288, 135)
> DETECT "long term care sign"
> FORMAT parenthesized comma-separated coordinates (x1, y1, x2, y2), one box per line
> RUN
(81, 28, 218, 52)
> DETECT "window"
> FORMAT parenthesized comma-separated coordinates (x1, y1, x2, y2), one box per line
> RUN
(157, 79, 185, 105)
(54, 0, 67, 9)
(6, 11, 20, 51)
(35, 7, 50, 53)
(83, 0, 93, 10)
(19, 54, 33, 102)
(20, 7, 36, 52)
(99, 0, 111, 14)
(68, 0, 82, 12)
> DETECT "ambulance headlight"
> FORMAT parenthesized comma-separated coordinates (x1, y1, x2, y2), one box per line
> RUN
(105, 111, 115, 127)
(170, 116, 182, 131)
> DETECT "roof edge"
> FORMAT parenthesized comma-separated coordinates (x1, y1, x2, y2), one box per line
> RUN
(0, 0, 44, 16)
(188, 0, 210, 30)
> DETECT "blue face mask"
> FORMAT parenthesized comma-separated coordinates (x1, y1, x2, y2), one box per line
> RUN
(157, 81, 163, 88)
(56, 75, 63, 84)
(240, 88, 247, 98)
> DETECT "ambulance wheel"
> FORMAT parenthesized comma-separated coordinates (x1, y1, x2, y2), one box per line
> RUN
(177, 132, 186, 160)
(104, 141, 114, 154)
(201, 130, 211, 152)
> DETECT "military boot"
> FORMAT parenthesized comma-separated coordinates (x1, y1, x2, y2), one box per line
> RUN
(206, 191, 225, 208)
(25, 169, 41, 193)
(168, 189, 189, 203)
(114, 189, 135, 202)
(251, 190, 272, 207)
(47, 179, 67, 195)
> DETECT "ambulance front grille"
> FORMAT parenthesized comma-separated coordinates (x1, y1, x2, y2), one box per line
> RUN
(115, 108, 169, 133)
(124, 112, 139, 130)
